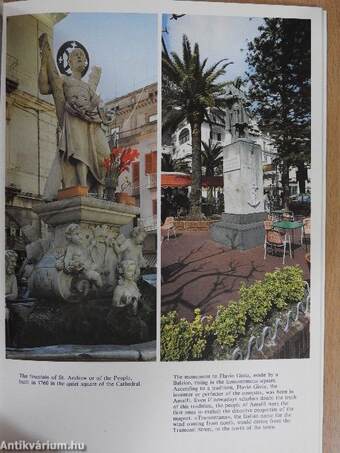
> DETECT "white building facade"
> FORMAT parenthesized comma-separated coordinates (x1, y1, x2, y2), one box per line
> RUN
(166, 84, 310, 198)
(105, 83, 157, 260)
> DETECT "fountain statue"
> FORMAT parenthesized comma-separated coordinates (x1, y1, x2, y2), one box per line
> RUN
(38, 34, 111, 199)
(4, 37, 156, 357)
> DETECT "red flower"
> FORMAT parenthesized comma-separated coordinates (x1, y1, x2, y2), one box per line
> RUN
(103, 147, 140, 177)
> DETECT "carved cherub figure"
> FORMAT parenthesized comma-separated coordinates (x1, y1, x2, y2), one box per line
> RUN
(112, 260, 141, 315)
(63, 224, 102, 289)
(89, 225, 108, 269)
(5, 250, 18, 301)
(101, 231, 127, 287)
(119, 226, 147, 280)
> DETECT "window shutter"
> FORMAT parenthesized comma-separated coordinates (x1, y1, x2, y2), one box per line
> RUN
(132, 161, 140, 184)
(145, 153, 152, 174)
(145, 151, 157, 174)
(151, 151, 157, 173)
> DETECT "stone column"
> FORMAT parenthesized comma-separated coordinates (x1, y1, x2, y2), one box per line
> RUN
(210, 139, 265, 250)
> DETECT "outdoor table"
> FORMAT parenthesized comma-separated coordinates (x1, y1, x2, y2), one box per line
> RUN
(273, 220, 303, 258)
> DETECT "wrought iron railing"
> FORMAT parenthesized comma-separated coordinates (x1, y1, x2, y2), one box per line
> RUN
(230, 281, 310, 360)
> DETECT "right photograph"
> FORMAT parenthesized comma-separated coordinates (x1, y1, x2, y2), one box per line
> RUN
(160, 14, 311, 361)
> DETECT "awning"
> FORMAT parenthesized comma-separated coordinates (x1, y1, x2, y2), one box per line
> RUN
(161, 172, 192, 188)
(161, 172, 224, 188)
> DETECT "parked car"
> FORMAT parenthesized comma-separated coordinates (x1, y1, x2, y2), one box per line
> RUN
(288, 193, 311, 216)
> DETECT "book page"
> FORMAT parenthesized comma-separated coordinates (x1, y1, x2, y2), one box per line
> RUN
(0, 1, 326, 452)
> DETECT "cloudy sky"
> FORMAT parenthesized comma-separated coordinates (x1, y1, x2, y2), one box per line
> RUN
(163, 14, 264, 83)
(54, 13, 158, 101)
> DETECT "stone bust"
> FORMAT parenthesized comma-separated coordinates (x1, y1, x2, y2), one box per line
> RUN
(112, 260, 141, 315)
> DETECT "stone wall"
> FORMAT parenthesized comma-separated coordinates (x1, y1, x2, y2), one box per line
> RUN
(252, 318, 310, 360)
(174, 219, 218, 232)
(6, 15, 59, 195)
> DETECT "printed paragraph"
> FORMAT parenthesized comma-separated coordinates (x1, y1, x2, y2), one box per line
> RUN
(172, 372, 297, 433)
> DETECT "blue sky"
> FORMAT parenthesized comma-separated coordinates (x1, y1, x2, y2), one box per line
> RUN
(54, 13, 158, 101)
(162, 14, 264, 83)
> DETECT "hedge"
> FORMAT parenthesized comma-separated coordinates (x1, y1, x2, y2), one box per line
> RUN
(161, 266, 305, 361)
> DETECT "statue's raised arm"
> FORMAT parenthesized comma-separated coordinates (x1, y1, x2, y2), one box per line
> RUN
(38, 33, 65, 127)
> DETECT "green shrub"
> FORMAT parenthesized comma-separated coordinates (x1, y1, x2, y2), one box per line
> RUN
(239, 280, 272, 324)
(161, 309, 212, 361)
(212, 301, 247, 349)
(263, 266, 305, 310)
(161, 266, 306, 360)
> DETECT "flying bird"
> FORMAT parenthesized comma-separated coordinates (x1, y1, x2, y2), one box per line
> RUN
(170, 14, 186, 21)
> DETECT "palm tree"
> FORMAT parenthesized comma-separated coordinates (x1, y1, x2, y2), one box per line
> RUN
(201, 139, 224, 202)
(161, 153, 191, 174)
(162, 35, 232, 218)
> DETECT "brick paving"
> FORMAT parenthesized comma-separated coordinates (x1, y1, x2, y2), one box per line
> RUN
(161, 231, 310, 320)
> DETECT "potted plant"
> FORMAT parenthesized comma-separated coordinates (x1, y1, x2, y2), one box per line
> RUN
(103, 147, 139, 202)
(115, 177, 136, 206)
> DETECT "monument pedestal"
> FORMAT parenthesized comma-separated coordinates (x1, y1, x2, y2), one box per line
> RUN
(210, 212, 266, 250)
(210, 139, 265, 250)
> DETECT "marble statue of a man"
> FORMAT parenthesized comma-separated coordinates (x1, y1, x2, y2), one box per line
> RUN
(38, 34, 111, 199)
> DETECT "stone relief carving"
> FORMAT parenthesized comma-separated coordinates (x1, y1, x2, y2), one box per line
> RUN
(119, 226, 147, 281)
(27, 223, 147, 303)
(112, 260, 141, 315)
(56, 224, 103, 296)
(248, 183, 260, 209)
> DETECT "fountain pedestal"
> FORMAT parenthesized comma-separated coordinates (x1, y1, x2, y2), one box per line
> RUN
(28, 196, 139, 302)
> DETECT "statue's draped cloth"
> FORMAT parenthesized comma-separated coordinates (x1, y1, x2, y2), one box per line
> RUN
(43, 77, 110, 200)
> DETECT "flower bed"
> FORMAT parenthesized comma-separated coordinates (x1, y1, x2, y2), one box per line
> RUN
(161, 266, 308, 361)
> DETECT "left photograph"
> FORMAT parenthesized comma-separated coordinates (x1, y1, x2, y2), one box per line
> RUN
(5, 12, 158, 361)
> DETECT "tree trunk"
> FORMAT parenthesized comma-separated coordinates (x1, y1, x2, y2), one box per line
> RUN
(189, 117, 203, 218)
(281, 161, 290, 210)
(296, 161, 307, 194)
(206, 168, 214, 204)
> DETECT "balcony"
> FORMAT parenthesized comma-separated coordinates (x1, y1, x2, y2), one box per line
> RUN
(143, 215, 157, 232)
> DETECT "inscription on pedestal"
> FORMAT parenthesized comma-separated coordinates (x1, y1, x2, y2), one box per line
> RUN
(224, 155, 241, 173)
